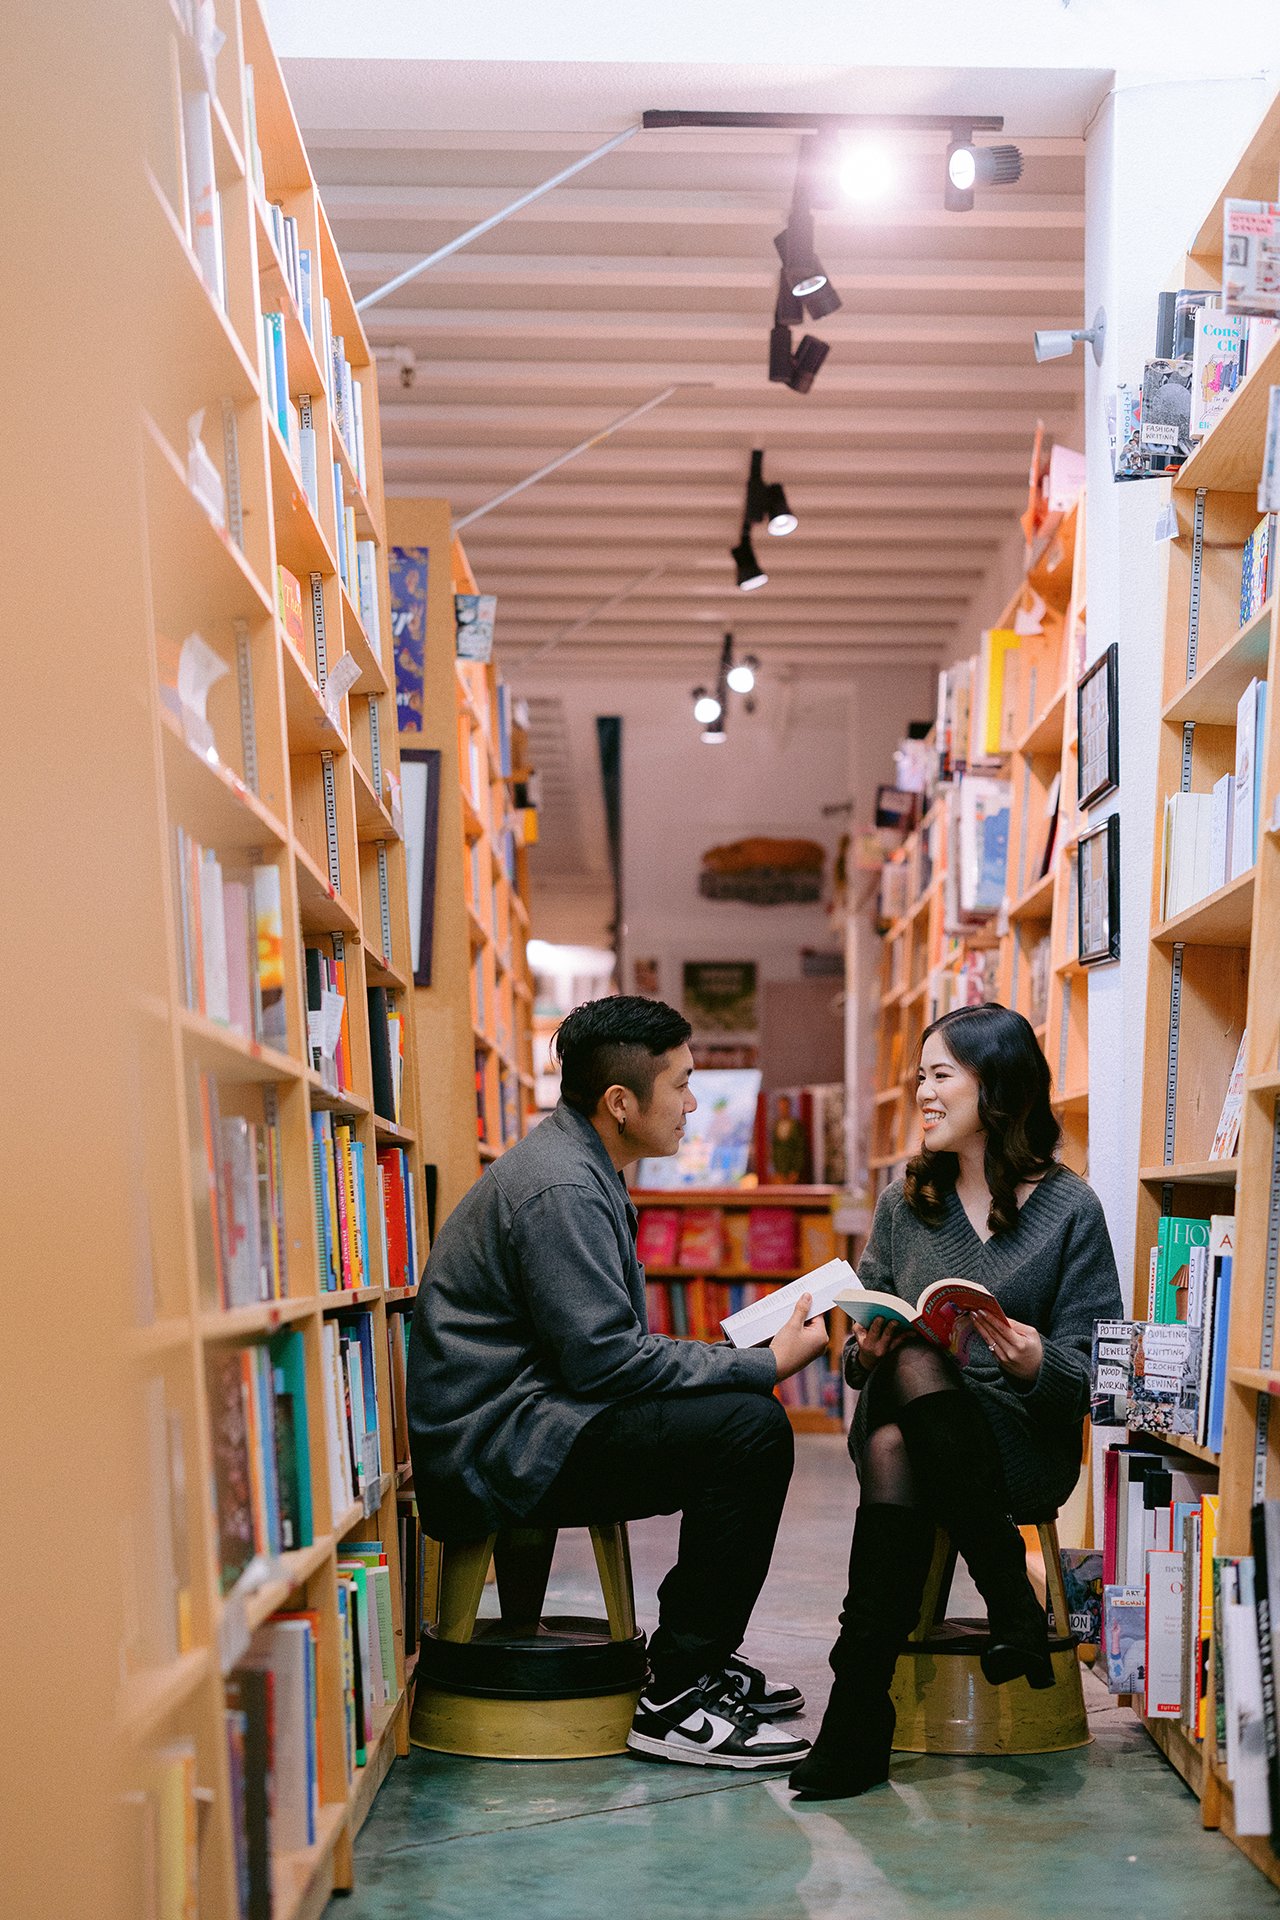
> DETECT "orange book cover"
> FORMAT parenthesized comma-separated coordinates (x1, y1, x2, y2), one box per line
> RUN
(799, 1213, 838, 1272)
(677, 1207, 725, 1272)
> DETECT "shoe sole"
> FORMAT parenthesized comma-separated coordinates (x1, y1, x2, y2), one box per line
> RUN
(738, 1695, 805, 1719)
(626, 1732, 808, 1769)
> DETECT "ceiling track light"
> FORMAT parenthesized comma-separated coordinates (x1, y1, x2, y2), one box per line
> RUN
(731, 525, 769, 590)
(691, 634, 759, 742)
(786, 335, 830, 394)
(742, 450, 797, 539)
(945, 126, 1023, 212)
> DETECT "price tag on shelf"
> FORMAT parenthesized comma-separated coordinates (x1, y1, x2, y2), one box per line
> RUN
(321, 653, 360, 729)
(361, 1432, 381, 1516)
(1260, 386, 1280, 513)
(1153, 500, 1178, 543)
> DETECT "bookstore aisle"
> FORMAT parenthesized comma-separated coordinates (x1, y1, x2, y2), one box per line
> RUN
(328, 1441, 1280, 1920)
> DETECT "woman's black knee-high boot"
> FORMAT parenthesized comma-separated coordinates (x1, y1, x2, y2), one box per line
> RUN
(789, 1503, 936, 1800)
(896, 1388, 1054, 1690)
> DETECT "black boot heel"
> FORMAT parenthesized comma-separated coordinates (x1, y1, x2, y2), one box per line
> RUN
(789, 1693, 895, 1801)
(980, 1640, 1056, 1690)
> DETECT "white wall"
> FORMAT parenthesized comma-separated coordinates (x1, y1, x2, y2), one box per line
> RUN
(512, 660, 934, 1040)
(1082, 73, 1277, 1307)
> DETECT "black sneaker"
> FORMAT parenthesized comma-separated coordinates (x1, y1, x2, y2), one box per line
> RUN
(626, 1675, 810, 1770)
(721, 1655, 805, 1718)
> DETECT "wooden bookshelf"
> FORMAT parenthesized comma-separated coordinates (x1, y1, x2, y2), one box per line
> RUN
(632, 1187, 849, 1432)
(997, 495, 1091, 1172)
(1125, 89, 1280, 1890)
(126, 4, 428, 1912)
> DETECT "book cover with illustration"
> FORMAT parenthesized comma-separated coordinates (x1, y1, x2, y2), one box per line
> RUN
(634, 1069, 761, 1190)
(1057, 1549, 1104, 1645)
(1127, 1322, 1203, 1437)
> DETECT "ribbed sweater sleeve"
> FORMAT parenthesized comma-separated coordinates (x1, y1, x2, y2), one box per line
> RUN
(842, 1184, 902, 1390)
(1016, 1182, 1122, 1425)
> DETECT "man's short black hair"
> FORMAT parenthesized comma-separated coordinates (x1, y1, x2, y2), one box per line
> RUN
(553, 995, 693, 1118)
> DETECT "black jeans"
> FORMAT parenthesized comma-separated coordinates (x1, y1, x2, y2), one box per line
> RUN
(528, 1388, 795, 1695)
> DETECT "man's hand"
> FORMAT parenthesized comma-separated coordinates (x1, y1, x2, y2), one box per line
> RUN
(969, 1308, 1043, 1382)
(850, 1316, 908, 1372)
(770, 1294, 830, 1381)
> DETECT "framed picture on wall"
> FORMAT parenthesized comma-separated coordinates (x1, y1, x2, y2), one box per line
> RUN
(1077, 643, 1120, 808)
(1077, 815, 1120, 965)
(400, 747, 441, 986)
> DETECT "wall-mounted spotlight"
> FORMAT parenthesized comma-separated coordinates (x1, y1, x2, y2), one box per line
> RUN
(744, 450, 798, 539)
(945, 128, 1023, 212)
(692, 687, 722, 725)
(731, 526, 769, 591)
(1033, 308, 1107, 366)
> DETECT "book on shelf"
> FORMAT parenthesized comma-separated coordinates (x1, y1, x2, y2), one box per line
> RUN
(1231, 676, 1268, 878)
(1210, 1031, 1248, 1159)
(242, 1615, 321, 1854)
(976, 627, 1021, 757)
(190, 1074, 287, 1310)
(1138, 356, 1193, 466)
(310, 1111, 371, 1292)
(1223, 200, 1280, 316)
(1252, 1499, 1280, 1846)
(1160, 790, 1215, 918)
(1206, 1216, 1235, 1453)
(747, 1204, 799, 1273)
(354, 539, 383, 659)
(1055, 1548, 1103, 1645)
(799, 1210, 838, 1273)
(1090, 1317, 1138, 1425)
(1027, 933, 1051, 1029)
(367, 984, 404, 1125)
(956, 775, 1011, 917)
(1223, 1552, 1271, 1835)
(759, 1088, 815, 1185)
(1126, 1322, 1203, 1440)
(1037, 772, 1061, 881)
(836, 1275, 1009, 1361)
(1241, 514, 1275, 623)
(775, 1351, 843, 1415)
(224, 1666, 270, 1920)
(676, 1206, 725, 1271)
(809, 1082, 847, 1186)
(1146, 1548, 1185, 1718)
(376, 1146, 420, 1290)
(1189, 307, 1244, 436)
(635, 1206, 681, 1269)
(1102, 1585, 1145, 1694)
(1155, 288, 1215, 360)
(305, 938, 353, 1092)
(1150, 1215, 1210, 1324)
(455, 594, 497, 663)
(139, 1378, 194, 1666)
(181, 87, 226, 311)
(205, 1331, 313, 1593)
(385, 1309, 411, 1465)
(173, 832, 288, 1049)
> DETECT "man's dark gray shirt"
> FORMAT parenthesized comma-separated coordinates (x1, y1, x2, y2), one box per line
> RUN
(406, 1101, 778, 1540)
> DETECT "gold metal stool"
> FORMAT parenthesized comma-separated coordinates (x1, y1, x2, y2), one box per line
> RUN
(889, 1517, 1091, 1756)
(409, 1522, 648, 1760)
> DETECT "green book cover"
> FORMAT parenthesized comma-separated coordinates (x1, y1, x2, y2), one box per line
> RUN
(270, 1328, 313, 1545)
(1154, 1216, 1210, 1324)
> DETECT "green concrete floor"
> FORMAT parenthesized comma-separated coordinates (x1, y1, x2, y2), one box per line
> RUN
(331, 1437, 1280, 1919)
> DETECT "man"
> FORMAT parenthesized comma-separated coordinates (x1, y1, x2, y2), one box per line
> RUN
(407, 995, 829, 1769)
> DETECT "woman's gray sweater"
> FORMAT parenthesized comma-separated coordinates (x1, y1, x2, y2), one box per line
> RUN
(845, 1166, 1123, 1520)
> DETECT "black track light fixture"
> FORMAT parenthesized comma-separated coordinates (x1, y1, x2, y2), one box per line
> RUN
(690, 634, 759, 742)
(774, 209, 827, 301)
(774, 269, 803, 328)
(742, 450, 798, 546)
(945, 127, 1023, 211)
(786, 335, 830, 395)
(731, 525, 768, 591)
(768, 322, 795, 383)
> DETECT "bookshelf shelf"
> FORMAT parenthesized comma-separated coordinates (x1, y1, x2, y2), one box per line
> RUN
(1162, 601, 1273, 725)
(1127, 1428, 1221, 1469)
(159, 713, 289, 849)
(1016, 680, 1068, 758)
(1245, 1069, 1280, 1097)
(1009, 870, 1055, 924)
(1152, 868, 1254, 946)
(125, 7, 431, 1911)
(1137, 1158, 1239, 1185)
(178, 1007, 302, 1084)
(1230, 1367, 1280, 1394)
(1144, 1715, 1207, 1798)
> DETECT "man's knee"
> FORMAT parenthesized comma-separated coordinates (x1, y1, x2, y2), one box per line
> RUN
(719, 1388, 794, 1464)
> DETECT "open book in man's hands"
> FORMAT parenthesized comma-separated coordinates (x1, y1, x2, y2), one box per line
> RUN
(719, 1259, 857, 1348)
(833, 1277, 1008, 1362)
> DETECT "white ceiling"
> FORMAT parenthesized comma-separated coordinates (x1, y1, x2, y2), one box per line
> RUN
(282, 55, 1095, 672)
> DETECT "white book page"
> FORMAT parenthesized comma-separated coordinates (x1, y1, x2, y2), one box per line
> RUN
(720, 1258, 858, 1349)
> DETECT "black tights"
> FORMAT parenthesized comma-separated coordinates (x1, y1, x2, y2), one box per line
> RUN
(859, 1341, 1000, 1508)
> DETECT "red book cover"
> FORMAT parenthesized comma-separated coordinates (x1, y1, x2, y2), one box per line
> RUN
(677, 1207, 725, 1272)
(378, 1149, 409, 1289)
(747, 1207, 799, 1273)
(645, 1282, 672, 1335)
(636, 1207, 680, 1268)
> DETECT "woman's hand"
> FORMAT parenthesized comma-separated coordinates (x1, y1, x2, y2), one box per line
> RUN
(969, 1308, 1043, 1382)
(851, 1316, 908, 1372)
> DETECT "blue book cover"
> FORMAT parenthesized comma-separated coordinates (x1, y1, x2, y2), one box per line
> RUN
(1208, 1253, 1233, 1453)
(268, 312, 288, 442)
(298, 246, 312, 341)
(388, 545, 428, 732)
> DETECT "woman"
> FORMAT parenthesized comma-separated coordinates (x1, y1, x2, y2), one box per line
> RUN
(790, 1002, 1122, 1801)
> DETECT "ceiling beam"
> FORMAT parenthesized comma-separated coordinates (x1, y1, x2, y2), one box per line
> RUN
(339, 251, 1084, 293)
(372, 360, 1078, 396)
(432, 511, 1011, 542)
(307, 127, 1084, 159)
(382, 445, 1035, 479)
(363, 308, 1077, 347)
(323, 182, 1084, 230)
(377, 403, 1075, 438)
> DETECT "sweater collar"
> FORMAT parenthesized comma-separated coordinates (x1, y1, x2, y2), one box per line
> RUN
(550, 1100, 638, 1227)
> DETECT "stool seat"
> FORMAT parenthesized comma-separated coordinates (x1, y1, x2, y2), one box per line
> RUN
(889, 1517, 1091, 1756)
(409, 1522, 645, 1760)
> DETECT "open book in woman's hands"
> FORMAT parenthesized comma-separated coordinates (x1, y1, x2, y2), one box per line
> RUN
(833, 1277, 1008, 1363)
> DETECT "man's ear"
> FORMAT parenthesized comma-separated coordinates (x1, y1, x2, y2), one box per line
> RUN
(601, 1083, 629, 1127)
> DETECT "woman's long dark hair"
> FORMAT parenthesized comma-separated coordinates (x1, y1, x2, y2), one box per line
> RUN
(903, 1003, 1061, 1237)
